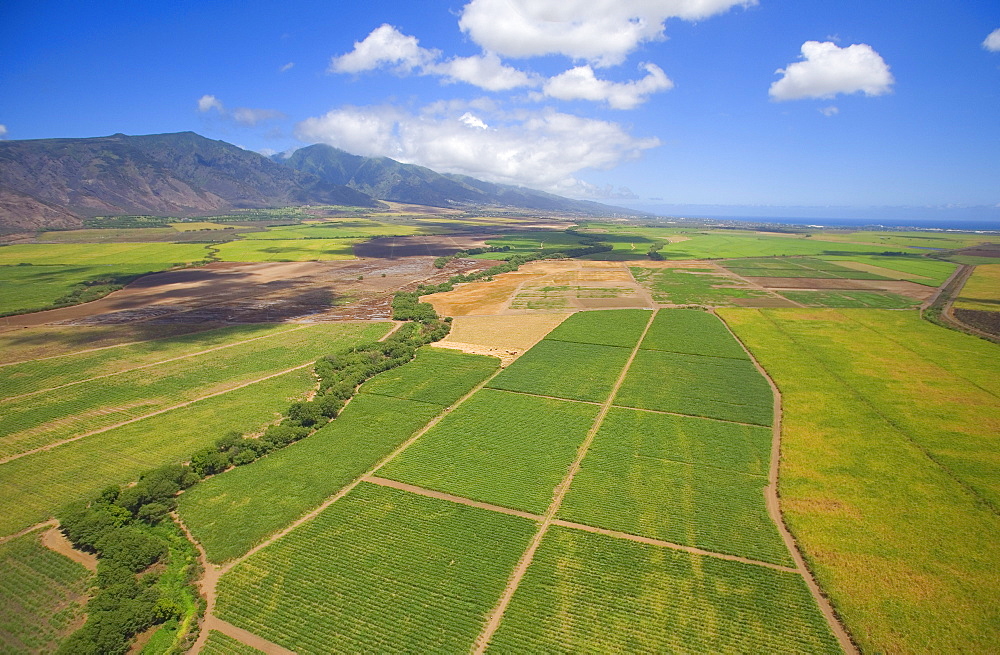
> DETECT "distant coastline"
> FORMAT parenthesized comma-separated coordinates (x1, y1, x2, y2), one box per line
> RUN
(657, 214, 1000, 233)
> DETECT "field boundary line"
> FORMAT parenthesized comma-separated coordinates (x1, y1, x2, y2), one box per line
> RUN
(2, 324, 314, 402)
(364, 475, 797, 573)
(715, 309, 859, 654)
(0, 519, 57, 545)
(610, 403, 771, 428)
(0, 362, 316, 466)
(471, 308, 658, 654)
(364, 476, 541, 521)
(481, 387, 603, 406)
(549, 519, 798, 573)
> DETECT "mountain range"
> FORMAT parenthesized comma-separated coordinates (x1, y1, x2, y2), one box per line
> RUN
(0, 132, 640, 231)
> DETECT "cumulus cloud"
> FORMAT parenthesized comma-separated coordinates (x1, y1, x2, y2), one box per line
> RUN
(279, 62, 295, 73)
(329, 24, 438, 74)
(542, 62, 673, 109)
(770, 41, 894, 101)
(819, 105, 839, 117)
(430, 53, 538, 91)
(0, 124, 7, 138)
(296, 104, 659, 193)
(459, 0, 757, 67)
(985, 28, 1000, 52)
(197, 94, 224, 113)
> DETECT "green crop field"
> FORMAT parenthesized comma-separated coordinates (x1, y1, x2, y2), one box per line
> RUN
(640, 308, 750, 359)
(1, 322, 299, 398)
(239, 219, 430, 239)
(559, 408, 790, 565)
(630, 266, 775, 306)
(216, 483, 536, 653)
(178, 393, 443, 563)
(0, 264, 174, 316)
(0, 242, 210, 266)
(0, 530, 91, 654)
(213, 238, 361, 261)
(542, 308, 651, 347)
(781, 290, 920, 308)
(0, 323, 387, 459)
(650, 232, 924, 260)
(720, 308, 1000, 653)
(379, 388, 599, 514)
(201, 631, 265, 655)
(487, 340, 631, 402)
(0, 368, 315, 537)
(356, 346, 499, 406)
(487, 527, 839, 653)
(722, 257, 892, 280)
(615, 349, 773, 426)
(814, 230, 991, 251)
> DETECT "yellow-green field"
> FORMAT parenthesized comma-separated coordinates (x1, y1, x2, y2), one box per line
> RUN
(955, 264, 1000, 312)
(168, 222, 233, 231)
(719, 308, 1000, 653)
(213, 238, 360, 261)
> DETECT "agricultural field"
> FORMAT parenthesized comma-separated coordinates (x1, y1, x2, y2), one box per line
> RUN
(630, 265, 777, 306)
(0, 529, 92, 654)
(168, 222, 234, 231)
(201, 631, 265, 655)
(720, 308, 1000, 653)
(0, 322, 390, 537)
(543, 308, 651, 347)
(216, 483, 537, 653)
(819, 254, 957, 286)
(237, 219, 432, 239)
(379, 388, 599, 514)
(0, 263, 164, 315)
(213, 238, 361, 261)
(954, 263, 1000, 312)
(0, 242, 210, 266)
(0, 322, 386, 459)
(722, 257, 892, 280)
(0, 367, 316, 537)
(640, 308, 751, 359)
(486, 339, 631, 402)
(488, 527, 839, 654)
(179, 347, 498, 563)
(615, 350, 773, 425)
(559, 408, 790, 565)
(781, 290, 920, 308)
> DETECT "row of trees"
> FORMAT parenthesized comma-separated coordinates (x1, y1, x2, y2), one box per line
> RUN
(54, 298, 452, 654)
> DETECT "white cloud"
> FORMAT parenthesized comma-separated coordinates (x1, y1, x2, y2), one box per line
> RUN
(296, 105, 659, 193)
(460, 112, 489, 129)
(431, 53, 538, 91)
(329, 24, 438, 74)
(819, 105, 839, 117)
(0, 124, 7, 138)
(231, 107, 286, 125)
(984, 28, 1000, 52)
(458, 0, 757, 67)
(279, 62, 295, 73)
(543, 62, 673, 109)
(770, 41, 894, 101)
(197, 94, 224, 112)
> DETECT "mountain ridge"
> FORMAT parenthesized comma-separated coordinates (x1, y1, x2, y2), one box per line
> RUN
(0, 132, 643, 231)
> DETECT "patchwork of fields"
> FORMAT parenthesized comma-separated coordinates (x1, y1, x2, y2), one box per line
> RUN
(3, 220, 996, 654)
(201, 309, 843, 653)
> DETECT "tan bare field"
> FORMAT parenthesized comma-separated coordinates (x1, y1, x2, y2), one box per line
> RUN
(747, 277, 935, 300)
(435, 314, 570, 365)
(424, 260, 654, 316)
(42, 527, 97, 572)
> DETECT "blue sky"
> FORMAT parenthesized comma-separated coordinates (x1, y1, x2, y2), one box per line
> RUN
(2, 0, 999, 220)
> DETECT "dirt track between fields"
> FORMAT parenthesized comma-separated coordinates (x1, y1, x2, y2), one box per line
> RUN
(41, 526, 97, 571)
(715, 310, 859, 654)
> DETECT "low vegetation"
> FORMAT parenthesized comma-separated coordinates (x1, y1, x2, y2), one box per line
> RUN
(487, 340, 631, 403)
(216, 483, 536, 653)
(720, 308, 1000, 653)
(488, 527, 839, 653)
(542, 308, 651, 348)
